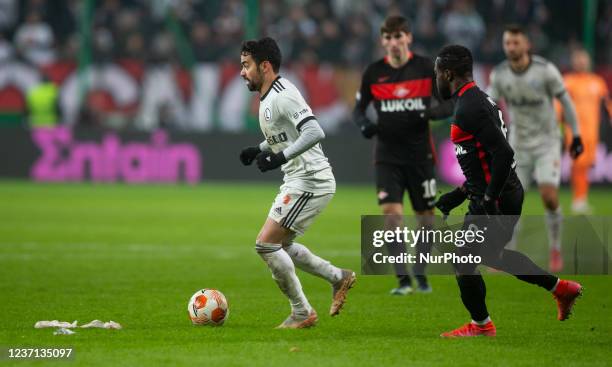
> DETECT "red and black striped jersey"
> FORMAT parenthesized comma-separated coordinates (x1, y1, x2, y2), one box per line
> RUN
(450, 81, 522, 198)
(355, 53, 439, 164)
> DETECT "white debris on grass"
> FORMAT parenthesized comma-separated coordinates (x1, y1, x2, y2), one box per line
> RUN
(35, 320, 77, 329)
(53, 327, 76, 335)
(35, 320, 122, 329)
(81, 320, 122, 329)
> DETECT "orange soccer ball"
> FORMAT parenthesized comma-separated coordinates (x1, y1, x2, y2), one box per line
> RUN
(187, 289, 229, 326)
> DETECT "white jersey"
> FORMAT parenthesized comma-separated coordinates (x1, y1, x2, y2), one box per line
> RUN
(258, 76, 335, 194)
(488, 55, 566, 150)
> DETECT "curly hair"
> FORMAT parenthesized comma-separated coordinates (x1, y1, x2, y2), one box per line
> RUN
(240, 37, 282, 73)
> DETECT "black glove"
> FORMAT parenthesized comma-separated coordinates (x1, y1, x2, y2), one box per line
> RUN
(569, 136, 584, 159)
(478, 194, 508, 233)
(256, 151, 287, 172)
(356, 116, 378, 139)
(240, 146, 261, 166)
(435, 186, 467, 217)
(480, 195, 502, 217)
(361, 122, 378, 139)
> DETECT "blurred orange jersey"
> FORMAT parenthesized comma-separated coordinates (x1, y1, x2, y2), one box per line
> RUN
(561, 72, 610, 164)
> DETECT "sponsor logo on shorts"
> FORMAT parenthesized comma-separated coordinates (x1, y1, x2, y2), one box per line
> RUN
(378, 191, 389, 200)
(274, 207, 282, 215)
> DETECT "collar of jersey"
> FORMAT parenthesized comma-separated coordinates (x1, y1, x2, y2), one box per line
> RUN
(453, 81, 477, 98)
(260, 75, 282, 101)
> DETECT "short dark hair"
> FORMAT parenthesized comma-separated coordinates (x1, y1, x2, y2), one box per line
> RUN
(380, 15, 411, 34)
(437, 45, 473, 77)
(241, 37, 282, 73)
(504, 24, 528, 37)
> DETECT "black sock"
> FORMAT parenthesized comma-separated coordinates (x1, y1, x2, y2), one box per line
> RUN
(387, 241, 411, 285)
(413, 220, 434, 287)
(487, 249, 558, 290)
(415, 275, 428, 288)
(457, 274, 489, 322)
(412, 241, 430, 283)
(397, 274, 412, 287)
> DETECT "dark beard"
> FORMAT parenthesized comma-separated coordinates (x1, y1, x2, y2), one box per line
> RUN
(245, 74, 263, 92)
(507, 52, 523, 62)
(246, 79, 258, 91)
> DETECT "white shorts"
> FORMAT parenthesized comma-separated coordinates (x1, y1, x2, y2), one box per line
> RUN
(514, 140, 561, 189)
(268, 188, 333, 236)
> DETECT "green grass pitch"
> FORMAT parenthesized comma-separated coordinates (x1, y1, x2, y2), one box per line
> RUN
(0, 181, 610, 366)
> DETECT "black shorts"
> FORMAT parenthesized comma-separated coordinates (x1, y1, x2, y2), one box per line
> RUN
(375, 162, 436, 211)
(456, 187, 525, 273)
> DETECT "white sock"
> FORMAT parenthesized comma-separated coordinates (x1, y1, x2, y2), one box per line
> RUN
(284, 242, 343, 284)
(546, 207, 563, 250)
(472, 316, 491, 325)
(550, 278, 560, 293)
(256, 242, 311, 316)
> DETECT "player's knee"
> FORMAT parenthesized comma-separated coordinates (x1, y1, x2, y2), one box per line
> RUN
(382, 207, 402, 216)
(254, 240, 282, 254)
(383, 208, 403, 216)
(539, 185, 558, 209)
(382, 205, 403, 227)
(256, 230, 277, 246)
(541, 194, 558, 210)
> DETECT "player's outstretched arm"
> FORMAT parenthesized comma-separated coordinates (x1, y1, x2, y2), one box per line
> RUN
(548, 62, 582, 158)
(255, 119, 325, 172)
(558, 92, 583, 158)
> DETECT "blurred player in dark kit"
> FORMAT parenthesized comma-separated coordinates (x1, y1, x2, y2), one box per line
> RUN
(354, 15, 453, 295)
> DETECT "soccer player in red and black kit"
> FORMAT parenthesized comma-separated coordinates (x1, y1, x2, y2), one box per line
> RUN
(434, 44, 583, 337)
(354, 15, 453, 295)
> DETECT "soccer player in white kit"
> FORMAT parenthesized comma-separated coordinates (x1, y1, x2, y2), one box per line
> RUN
(239, 37, 356, 329)
(488, 25, 584, 272)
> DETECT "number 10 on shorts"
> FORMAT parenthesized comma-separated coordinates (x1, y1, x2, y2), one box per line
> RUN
(422, 179, 436, 199)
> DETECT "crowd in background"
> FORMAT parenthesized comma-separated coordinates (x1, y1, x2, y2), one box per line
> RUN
(0, 0, 610, 131)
